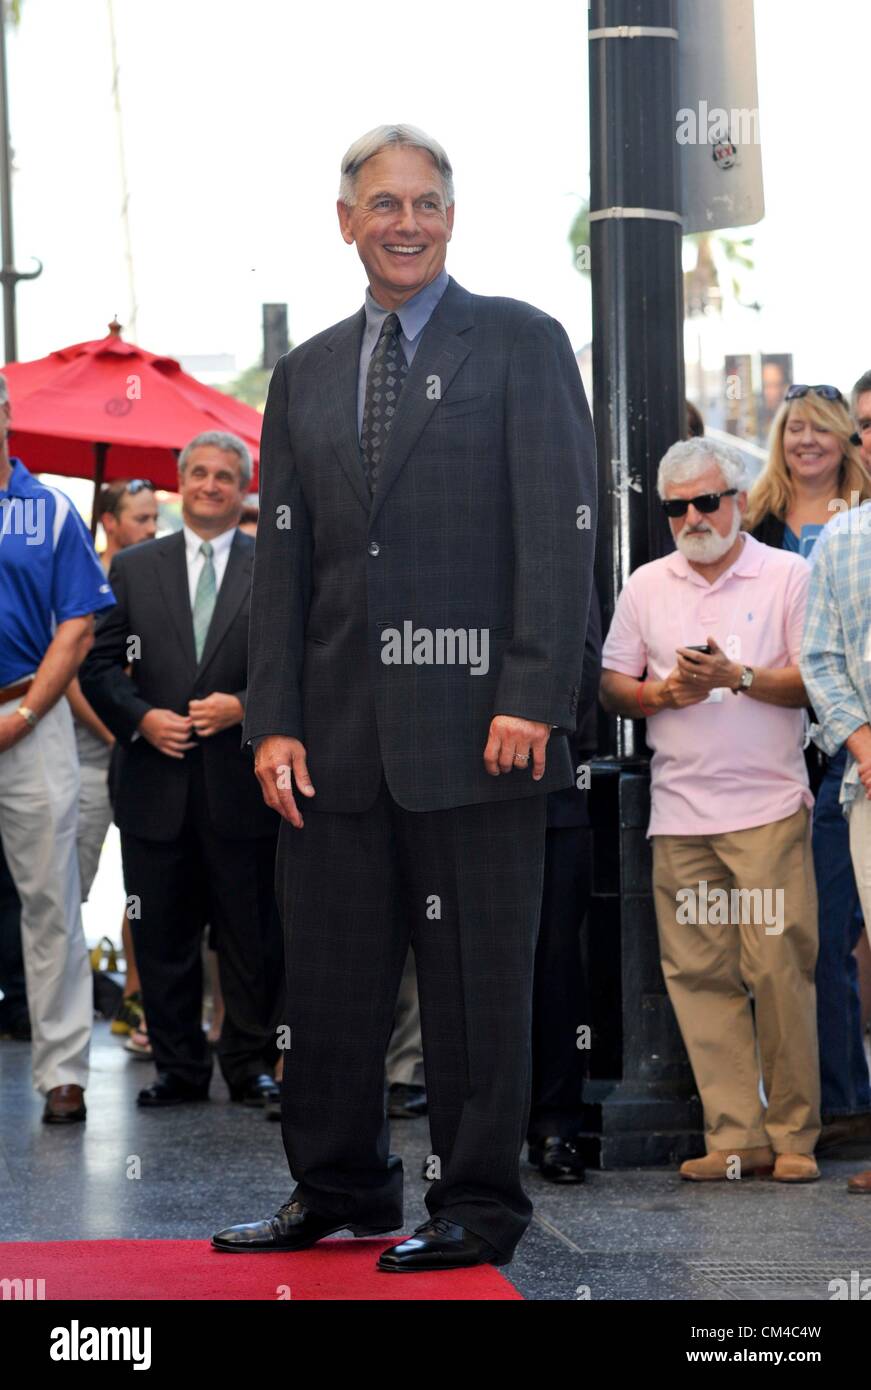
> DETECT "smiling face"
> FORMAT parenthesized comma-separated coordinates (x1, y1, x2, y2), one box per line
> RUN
(179, 445, 247, 535)
(782, 403, 844, 490)
(337, 144, 454, 310)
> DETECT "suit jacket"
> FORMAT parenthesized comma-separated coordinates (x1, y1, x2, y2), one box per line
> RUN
(245, 276, 598, 813)
(80, 529, 278, 842)
(547, 587, 603, 829)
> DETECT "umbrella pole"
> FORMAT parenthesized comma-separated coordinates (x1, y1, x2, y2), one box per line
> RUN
(91, 441, 108, 538)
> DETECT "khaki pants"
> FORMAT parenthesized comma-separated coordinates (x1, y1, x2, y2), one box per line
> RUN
(386, 945, 425, 1087)
(0, 695, 91, 1093)
(848, 795, 871, 950)
(76, 742, 113, 902)
(652, 806, 820, 1155)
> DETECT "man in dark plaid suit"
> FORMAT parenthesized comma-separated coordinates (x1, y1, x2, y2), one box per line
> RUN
(212, 124, 597, 1272)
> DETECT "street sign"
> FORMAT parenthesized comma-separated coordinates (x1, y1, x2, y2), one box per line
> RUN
(677, 0, 765, 233)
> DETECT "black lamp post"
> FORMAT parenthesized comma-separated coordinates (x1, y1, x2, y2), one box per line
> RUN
(582, 0, 702, 1166)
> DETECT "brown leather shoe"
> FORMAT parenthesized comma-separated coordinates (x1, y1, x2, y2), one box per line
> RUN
(773, 1152, 819, 1183)
(42, 1085, 86, 1125)
(680, 1146, 774, 1181)
(847, 1169, 871, 1193)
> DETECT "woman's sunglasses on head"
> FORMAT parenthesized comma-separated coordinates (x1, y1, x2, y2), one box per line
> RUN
(784, 384, 844, 403)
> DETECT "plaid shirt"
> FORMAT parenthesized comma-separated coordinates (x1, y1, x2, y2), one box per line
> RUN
(800, 501, 871, 812)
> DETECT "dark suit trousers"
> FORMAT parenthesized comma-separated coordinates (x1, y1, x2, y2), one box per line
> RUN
(120, 751, 283, 1090)
(528, 826, 592, 1140)
(277, 777, 547, 1259)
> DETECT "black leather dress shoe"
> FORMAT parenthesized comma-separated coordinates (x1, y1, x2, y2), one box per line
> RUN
(387, 1082, 428, 1118)
(230, 1073, 281, 1107)
(377, 1217, 508, 1272)
(137, 1075, 210, 1108)
(528, 1136, 586, 1184)
(212, 1198, 400, 1252)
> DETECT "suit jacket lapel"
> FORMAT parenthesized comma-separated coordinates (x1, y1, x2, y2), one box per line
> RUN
(196, 530, 251, 678)
(369, 278, 473, 526)
(157, 532, 197, 678)
(321, 306, 371, 514)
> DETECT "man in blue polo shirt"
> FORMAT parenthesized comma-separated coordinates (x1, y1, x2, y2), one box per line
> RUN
(0, 373, 114, 1124)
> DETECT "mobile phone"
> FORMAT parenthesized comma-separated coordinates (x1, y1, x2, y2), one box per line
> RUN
(685, 644, 711, 655)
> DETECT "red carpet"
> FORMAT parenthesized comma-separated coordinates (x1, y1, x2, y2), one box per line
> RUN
(0, 1239, 522, 1300)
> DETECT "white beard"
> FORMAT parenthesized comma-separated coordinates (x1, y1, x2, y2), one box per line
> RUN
(676, 508, 742, 564)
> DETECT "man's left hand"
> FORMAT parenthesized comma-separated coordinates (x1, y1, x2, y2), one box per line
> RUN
(857, 758, 871, 799)
(0, 712, 32, 755)
(188, 693, 244, 738)
(675, 637, 740, 695)
(484, 715, 551, 780)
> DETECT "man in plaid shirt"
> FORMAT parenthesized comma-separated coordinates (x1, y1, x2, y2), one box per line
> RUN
(801, 500, 871, 1194)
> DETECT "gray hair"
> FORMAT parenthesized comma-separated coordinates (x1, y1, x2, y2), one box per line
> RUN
(339, 124, 454, 208)
(0, 373, 8, 406)
(178, 430, 252, 487)
(657, 438, 750, 499)
(852, 370, 871, 413)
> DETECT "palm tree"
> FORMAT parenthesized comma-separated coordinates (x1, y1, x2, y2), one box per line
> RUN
(684, 232, 757, 317)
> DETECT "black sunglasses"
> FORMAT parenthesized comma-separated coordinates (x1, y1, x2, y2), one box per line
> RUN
(785, 384, 844, 403)
(661, 488, 738, 519)
(126, 479, 156, 495)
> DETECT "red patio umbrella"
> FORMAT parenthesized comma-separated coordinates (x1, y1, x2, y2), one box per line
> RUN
(2, 321, 264, 526)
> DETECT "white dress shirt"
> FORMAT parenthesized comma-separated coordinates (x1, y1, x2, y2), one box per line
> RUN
(182, 523, 236, 609)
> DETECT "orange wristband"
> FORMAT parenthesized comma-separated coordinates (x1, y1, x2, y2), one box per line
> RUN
(636, 681, 655, 717)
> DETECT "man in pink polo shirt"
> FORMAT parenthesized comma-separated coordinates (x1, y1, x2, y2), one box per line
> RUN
(601, 438, 821, 1184)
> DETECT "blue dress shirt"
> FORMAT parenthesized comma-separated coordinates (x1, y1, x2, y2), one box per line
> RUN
(357, 268, 450, 439)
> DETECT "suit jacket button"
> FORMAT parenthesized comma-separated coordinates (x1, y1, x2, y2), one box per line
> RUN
(368, 541, 380, 556)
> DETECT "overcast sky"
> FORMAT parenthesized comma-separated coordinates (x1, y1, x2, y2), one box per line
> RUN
(6, 0, 869, 392)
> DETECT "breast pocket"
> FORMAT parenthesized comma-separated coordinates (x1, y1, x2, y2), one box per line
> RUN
(434, 391, 493, 420)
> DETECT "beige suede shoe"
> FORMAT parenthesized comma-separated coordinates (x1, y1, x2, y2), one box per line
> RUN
(773, 1153, 820, 1183)
(680, 1147, 774, 1181)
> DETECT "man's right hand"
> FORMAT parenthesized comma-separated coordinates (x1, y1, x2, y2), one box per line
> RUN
(138, 708, 196, 759)
(254, 736, 315, 828)
(654, 667, 712, 711)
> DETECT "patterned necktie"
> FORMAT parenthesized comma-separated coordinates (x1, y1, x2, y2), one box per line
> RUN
(192, 540, 216, 661)
(360, 311, 408, 496)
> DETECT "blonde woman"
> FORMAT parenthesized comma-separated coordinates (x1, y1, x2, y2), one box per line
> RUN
(745, 384, 871, 553)
(748, 384, 871, 1146)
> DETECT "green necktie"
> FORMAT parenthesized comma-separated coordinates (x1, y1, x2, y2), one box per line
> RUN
(192, 540, 216, 661)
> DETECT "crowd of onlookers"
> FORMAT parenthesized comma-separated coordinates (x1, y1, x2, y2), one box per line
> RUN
(1, 365, 870, 1193)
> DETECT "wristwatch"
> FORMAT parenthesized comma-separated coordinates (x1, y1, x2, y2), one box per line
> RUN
(15, 705, 39, 729)
(732, 666, 755, 695)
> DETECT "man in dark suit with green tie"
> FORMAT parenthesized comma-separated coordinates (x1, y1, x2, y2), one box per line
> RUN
(81, 433, 283, 1110)
(213, 126, 597, 1271)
